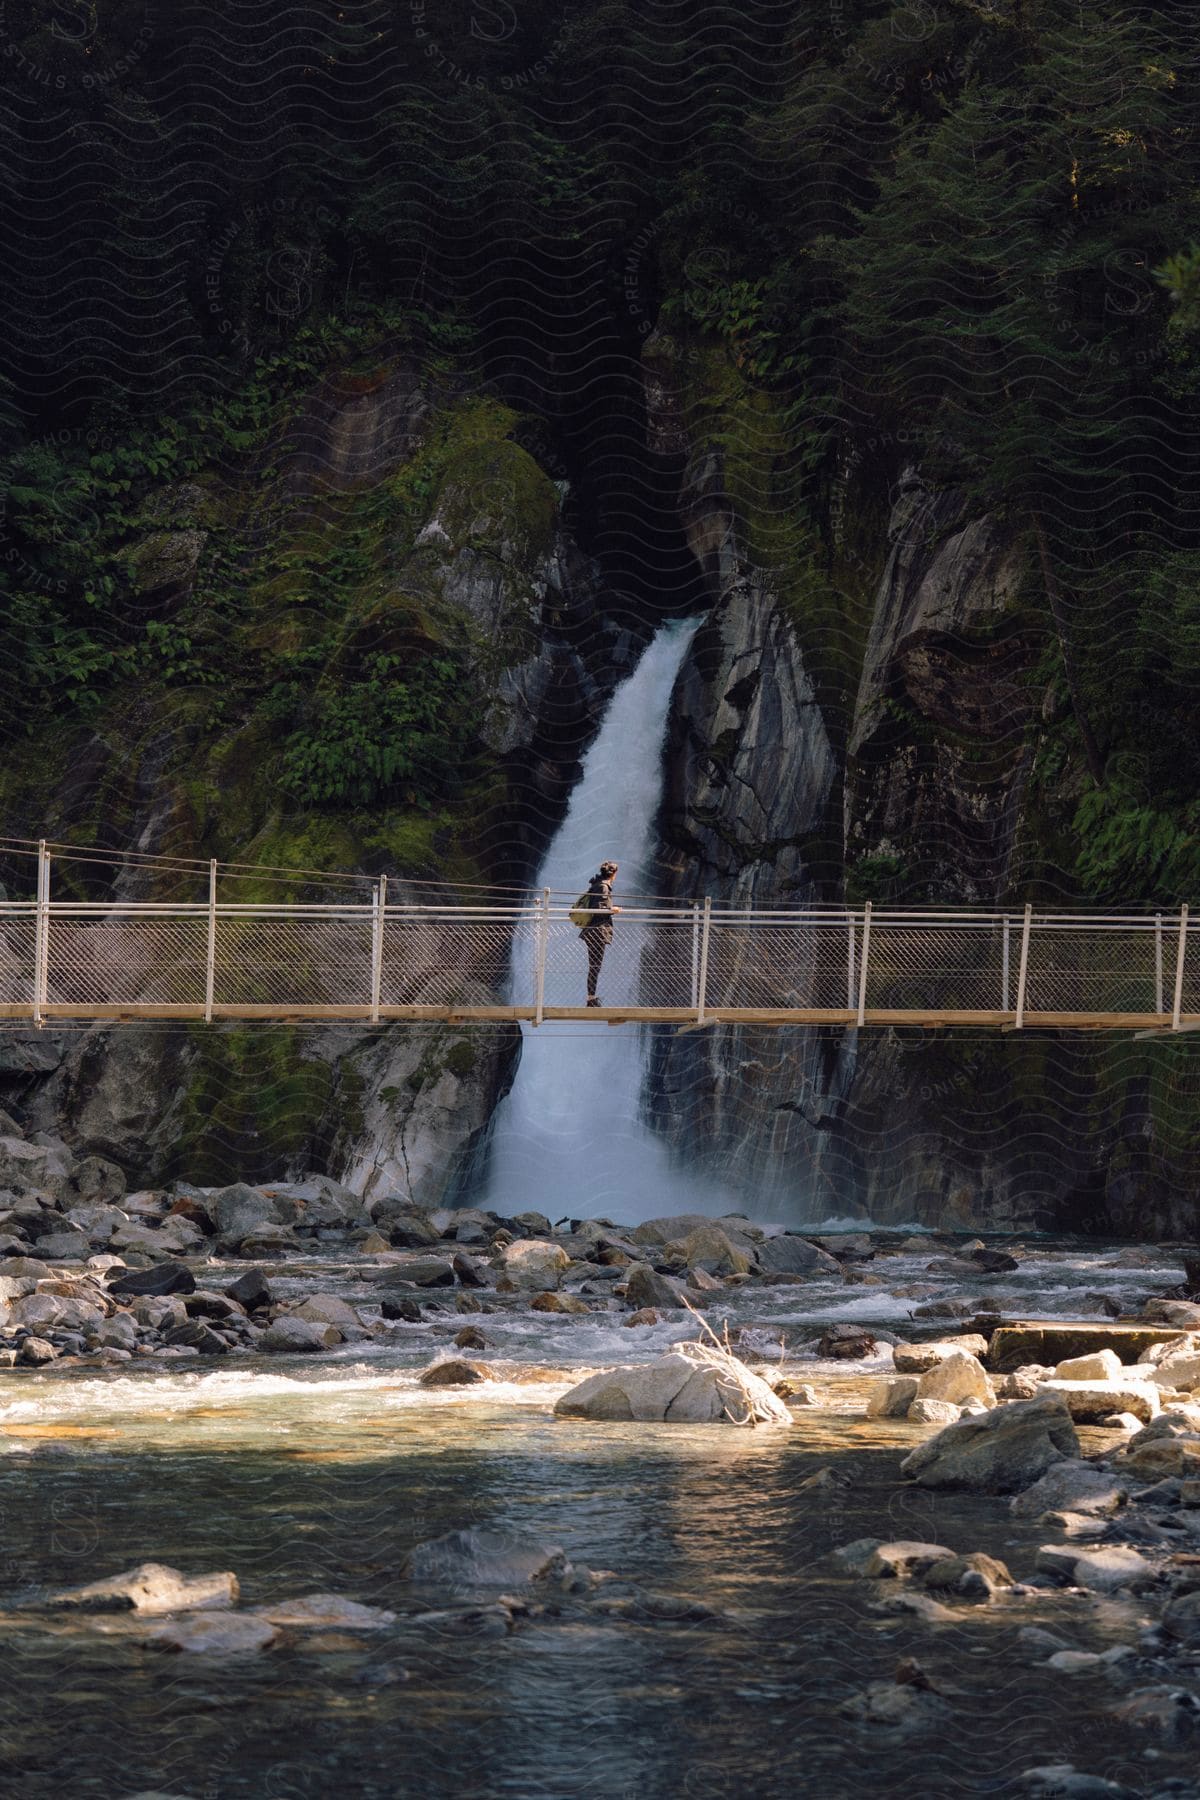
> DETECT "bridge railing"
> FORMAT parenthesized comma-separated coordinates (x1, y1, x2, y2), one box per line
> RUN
(0, 877, 1194, 1027)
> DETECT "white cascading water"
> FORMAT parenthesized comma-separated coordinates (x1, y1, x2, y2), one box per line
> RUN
(482, 616, 731, 1224)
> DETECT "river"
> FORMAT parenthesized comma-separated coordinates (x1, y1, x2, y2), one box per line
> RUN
(2, 1230, 1191, 1799)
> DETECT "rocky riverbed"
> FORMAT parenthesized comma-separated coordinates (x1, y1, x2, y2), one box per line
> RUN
(5, 1114, 1200, 1796)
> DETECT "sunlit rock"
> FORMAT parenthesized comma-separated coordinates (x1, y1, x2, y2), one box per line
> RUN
(554, 1351, 792, 1426)
(900, 1396, 1079, 1492)
(47, 1562, 237, 1615)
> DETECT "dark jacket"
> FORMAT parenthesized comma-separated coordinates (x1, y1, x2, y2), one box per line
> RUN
(579, 874, 615, 941)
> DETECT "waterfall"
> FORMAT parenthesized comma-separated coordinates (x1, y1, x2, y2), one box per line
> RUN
(481, 616, 729, 1224)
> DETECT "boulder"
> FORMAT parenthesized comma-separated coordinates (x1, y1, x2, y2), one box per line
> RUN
(922, 1552, 1011, 1600)
(667, 1224, 753, 1277)
(1144, 1299, 1200, 1328)
(292, 1295, 363, 1330)
(0, 1135, 62, 1197)
(108, 1262, 196, 1297)
(401, 1526, 568, 1588)
(865, 1376, 919, 1418)
(755, 1234, 842, 1277)
(97, 1314, 138, 1351)
(452, 1251, 488, 1288)
(1054, 1349, 1124, 1382)
(900, 1396, 1080, 1492)
(370, 1199, 442, 1247)
(914, 1350, 995, 1409)
(1009, 1460, 1131, 1518)
(236, 1225, 298, 1258)
(892, 1337, 988, 1374)
(1037, 1378, 1160, 1425)
(163, 1321, 228, 1356)
(623, 1308, 660, 1327)
(64, 1155, 127, 1205)
(259, 1317, 339, 1353)
(367, 1257, 456, 1288)
(35, 1231, 92, 1260)
(529, 1291, 590, 1314)
(631, 1214, 756, 1248)
(454, 1326, 488, 1350)
(47, 1562, 237, 1614)
(251, 1594, 395, 1629)
(863, 1541, 953, 1579)
(224, 1268, 272, 1309)
(907, 1398, 960, 1425)
(63, 1203, 130, 1244)
(418, 1359, 491, 1386)
(19, 1336, 57, 1364)
(1142, 1348, 1200, 1391)
(817, 1324, 877, 1359)
(623, 1264, 684, 1310)
(495, 1240, 570, 1291)
(380, 1297, 422, 1322)
(1036, 1545, 1152, 1593)
(208, 1183, 281, 1244)
(1162, 1589, 1200, 1644)
(554, 1352, 792, 1426)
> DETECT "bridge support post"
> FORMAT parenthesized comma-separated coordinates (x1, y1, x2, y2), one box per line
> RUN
(534, 887, 549, 1026)
(1014, 902, 1032, 1028)
(32, 838, 49, 1028)
(1172, 904, 1189, 1031)
(856, 902, 872, 1028)
(690, 902, 700, 1009)
(696, 896, 712, 1026)
(1155, 912, 1165, 1016)
(204, 859, 217, 1024)
(847, 909, 856, 1009)
(1002, 915, 1010, 1012)
(370, 874, 387, 1025)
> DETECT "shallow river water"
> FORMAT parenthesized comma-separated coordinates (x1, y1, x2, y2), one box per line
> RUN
(2, 1231, 1195, 1799)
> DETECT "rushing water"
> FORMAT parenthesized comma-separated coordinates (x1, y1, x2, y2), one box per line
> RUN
(3, 1232, 1193, 1799)
(483, 618, 734, 1225)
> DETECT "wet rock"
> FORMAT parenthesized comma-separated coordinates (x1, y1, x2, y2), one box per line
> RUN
(207, 1183, 281, 1243)
(163, 1320, 229, 1355)
(892, 1336, 988, 1373)
(236, 1225, 298, 1258)
(97, 1314, 138, 1351)
(623, 1308, 660, 1327)
(381, 1297, 422, 1322)
(251, 1594, 395, 1630)
(911, 1298, 973, 1320)
(357, 1230, 391, 1254)
(1038, 1378, 1161, 1425)
(182, 1290, 242, 1321)
(1055, 1349, 1125, 1382)
(1144, 1299, 1200, 1328)
(1162, 1588, 1200, 1643)
(527, 1290, 587, 1314)
(143, 1613, 277, 1655)
(554, 1352, 792, 1426)
(19, 1335, 57, 1364)
(47, 1562, 238, 1614)
(259, 1317, 339, 1353)
(1046, 1648, 1135, 1674)
(453, 1326, 488, 1350)
(864, 1541, 953, 1579)
(418, 1358, 491, 1386)
(907, 1397, 960, 1425)
(108, 1262, 196, 1297)
(685, 1267, 724, 1294)
(454, 1293, 484, 1314)
(840, 1675, 950, 1732)
(368, 1256, 456, 1288)
(401, 1526, 568, 1588)
(452, 1251, 488, 1288)
(224, 1268, 272, 1309)
(797, 1466, 848, 1492)
(623, 1264, 684, 1310)
(410, 1603, 513, 1637)
(900, 1395, 1080, 1492)
(755, 1234, 842, 1278)
(922, 1551, 1012, 1600)
(1111, 1686, 1200, 1736)
(817, 1323, 877, 1359)
(915, 1349, 995, 1409)
(1020, 1764, 1135, 1797)
(970, 1248, 1020, 1273)
(665, 1224, 753, 1277)
(631, 1214, 756, 1249)
(370, 1199, 442, 1247)
(292, 1295, 363, 1330)
(1010, 1461, 1131, 1519)
(495, 1239, 570, 1290)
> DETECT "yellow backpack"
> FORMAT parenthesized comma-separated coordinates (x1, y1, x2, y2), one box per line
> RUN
(568, 892, 593, 927)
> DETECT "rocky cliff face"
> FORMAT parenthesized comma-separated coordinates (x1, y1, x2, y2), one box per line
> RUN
(637, 335, 1196, 1236)
(0, 358, 617, 1206)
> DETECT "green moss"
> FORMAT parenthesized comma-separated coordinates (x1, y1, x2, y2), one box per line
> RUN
(170, 1026, 334, 1185)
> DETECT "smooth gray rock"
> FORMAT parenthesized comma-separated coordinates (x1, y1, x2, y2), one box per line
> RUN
(260, 1317, 339, 1353)
(755, 1234, 842, 1277)
(367, 1256, 456, 1288)
(623, 1264, 684, 1310)
(1009, 1460, 1131, 1519)
(900, 1396, 1080, 1492)
(401, 1527, 568, 1588)
(47, 1562, 237, 1614)
(555, 1352, 792, 1426)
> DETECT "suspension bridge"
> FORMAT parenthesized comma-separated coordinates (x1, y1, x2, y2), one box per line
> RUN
(0, 841, 1195, 1033)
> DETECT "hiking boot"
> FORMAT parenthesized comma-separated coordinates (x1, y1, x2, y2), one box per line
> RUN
(586, 995, 600, 1007)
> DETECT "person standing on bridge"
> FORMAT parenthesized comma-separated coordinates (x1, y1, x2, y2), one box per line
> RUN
(579, 860, 621, 1007)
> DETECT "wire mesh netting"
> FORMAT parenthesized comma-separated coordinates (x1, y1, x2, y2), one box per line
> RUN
(1024, 922, 1164, 1016)
(0, 908, 35, 1006)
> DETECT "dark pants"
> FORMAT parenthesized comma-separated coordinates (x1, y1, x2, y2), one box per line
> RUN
(583, 930, 607, 998)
